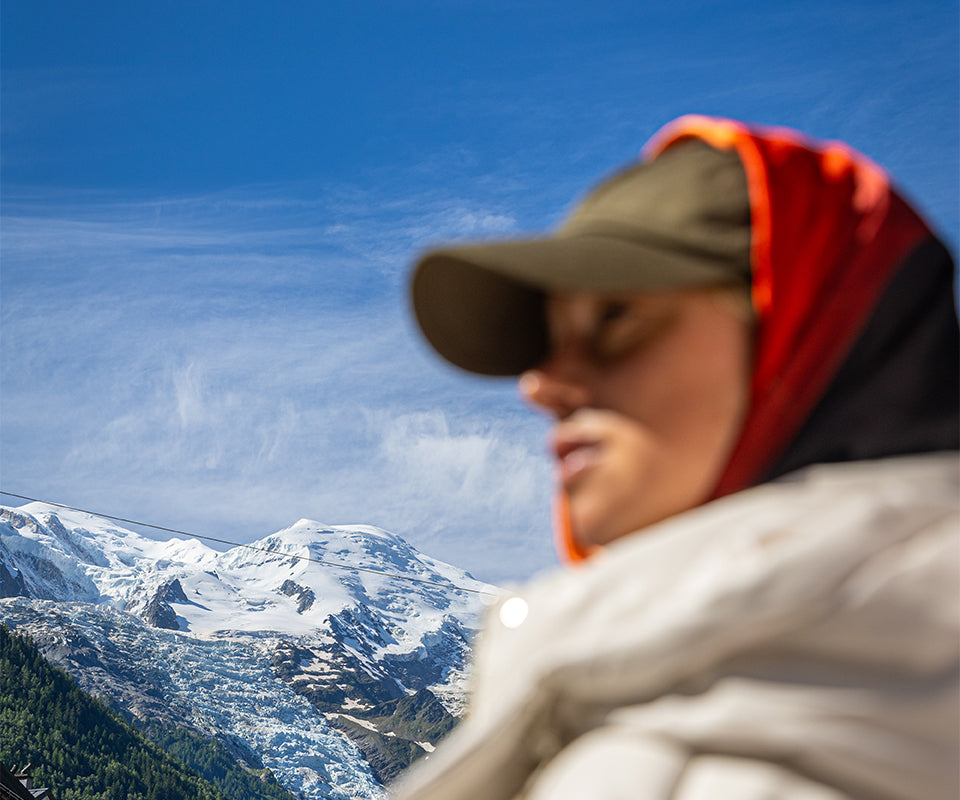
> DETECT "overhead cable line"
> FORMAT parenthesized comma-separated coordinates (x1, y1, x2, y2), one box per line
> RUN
(0, 490, 497, 597)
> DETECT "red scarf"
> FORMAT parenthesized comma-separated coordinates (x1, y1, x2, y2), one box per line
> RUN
(557, 115, 932, 563)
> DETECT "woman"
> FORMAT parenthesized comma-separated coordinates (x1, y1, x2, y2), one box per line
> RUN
(396, 116, 959, 800)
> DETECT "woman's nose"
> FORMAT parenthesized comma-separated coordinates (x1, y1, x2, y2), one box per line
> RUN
(518, 365, 591, 419)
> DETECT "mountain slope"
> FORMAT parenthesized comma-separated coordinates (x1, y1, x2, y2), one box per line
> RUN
(0, 623, 237, 800)
(0, 503, 496, 798)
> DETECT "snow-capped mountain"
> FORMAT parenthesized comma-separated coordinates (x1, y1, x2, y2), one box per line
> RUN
(0, 502, 498, 798)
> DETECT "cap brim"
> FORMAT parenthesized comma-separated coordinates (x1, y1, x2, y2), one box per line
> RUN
(411, 233, 744, 376)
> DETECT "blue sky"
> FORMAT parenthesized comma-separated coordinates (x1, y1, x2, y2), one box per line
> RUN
(2, 1, 957, 583)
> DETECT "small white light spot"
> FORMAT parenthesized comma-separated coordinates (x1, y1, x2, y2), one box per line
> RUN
(499, 597, 529, 629)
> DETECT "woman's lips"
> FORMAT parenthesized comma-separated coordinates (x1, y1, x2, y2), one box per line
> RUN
(553, 435, 602, 487)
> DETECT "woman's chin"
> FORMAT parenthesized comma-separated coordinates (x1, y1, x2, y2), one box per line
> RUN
(569, 504, 632, 550)
(569, 492, 680, 550)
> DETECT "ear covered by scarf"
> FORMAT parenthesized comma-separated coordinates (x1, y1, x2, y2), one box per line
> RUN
(556, 115, 957, 564)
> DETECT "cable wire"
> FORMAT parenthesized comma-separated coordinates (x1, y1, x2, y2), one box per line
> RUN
(0, 490, 497, 597)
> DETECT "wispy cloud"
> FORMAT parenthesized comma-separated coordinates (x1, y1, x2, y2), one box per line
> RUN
(1, 174, 557, 583)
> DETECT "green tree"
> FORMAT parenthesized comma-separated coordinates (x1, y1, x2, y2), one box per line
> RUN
(0, 625, 226, 800)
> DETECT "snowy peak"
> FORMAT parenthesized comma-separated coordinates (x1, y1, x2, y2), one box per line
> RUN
(1, 502, 496, 797)
(0, 503, 495, 637)
(0, 502, 220, 598)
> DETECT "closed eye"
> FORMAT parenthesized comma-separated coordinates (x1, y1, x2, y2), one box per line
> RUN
(598, 301, 629, 325)
(590, 298, 680, 364)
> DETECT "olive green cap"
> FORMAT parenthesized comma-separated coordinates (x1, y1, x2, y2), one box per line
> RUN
(410, 139, 751, 376)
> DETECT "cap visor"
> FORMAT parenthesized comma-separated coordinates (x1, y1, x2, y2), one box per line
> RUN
(412, 233, 744, 375)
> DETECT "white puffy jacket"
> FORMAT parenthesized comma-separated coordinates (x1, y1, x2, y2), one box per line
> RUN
(393, 454, 959, 800)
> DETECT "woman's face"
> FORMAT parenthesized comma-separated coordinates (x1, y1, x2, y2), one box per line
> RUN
(519, 288, 752, 550)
